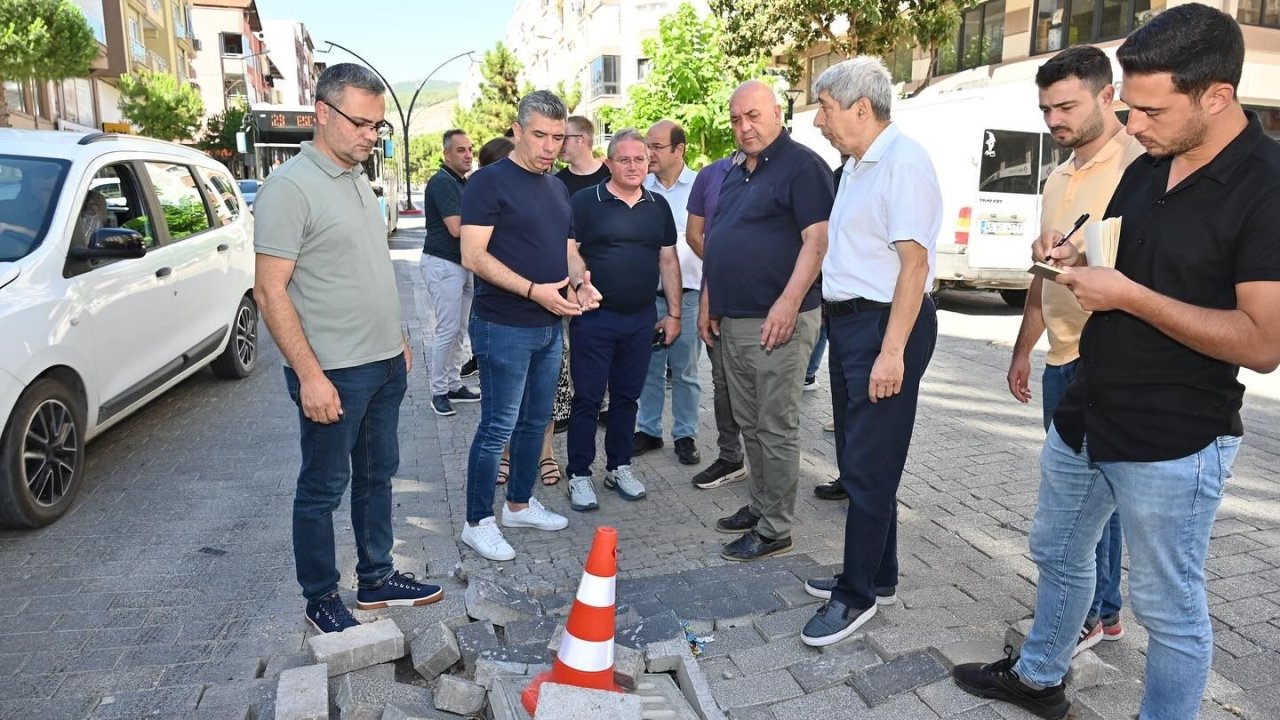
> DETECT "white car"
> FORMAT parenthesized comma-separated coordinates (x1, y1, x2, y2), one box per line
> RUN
(0, 130, 258, 528)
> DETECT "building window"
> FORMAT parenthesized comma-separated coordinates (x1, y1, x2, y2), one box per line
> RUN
(4, 81, 27, 114)
(590, 55, 619, 97)
(887, 44, 914, 84)
(637, 57, 650, 82)
(807, 52, 838, 104)
(129, 18, 146, 61)
(1033, 0, 1164, 54)
(59, 78, 97, 128)
(220, 32, 244, 57)
(1238, 0, 1280, 27)
(937, 0, 1005, 75)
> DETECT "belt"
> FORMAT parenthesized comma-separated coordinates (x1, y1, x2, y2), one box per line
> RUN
(656, 288, 697, 297)
(822, 298, 892, 317)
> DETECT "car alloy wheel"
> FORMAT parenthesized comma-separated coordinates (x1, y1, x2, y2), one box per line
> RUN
(23, 398, 78, 508)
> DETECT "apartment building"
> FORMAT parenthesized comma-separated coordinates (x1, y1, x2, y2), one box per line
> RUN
(460, 0, 711, 143)
(190, 0, 281, 122)
(3, 0, 198, 133)
(260, 19, 318, 107)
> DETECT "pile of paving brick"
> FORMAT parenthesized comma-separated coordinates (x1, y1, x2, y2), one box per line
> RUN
(257, 575, 724, 720)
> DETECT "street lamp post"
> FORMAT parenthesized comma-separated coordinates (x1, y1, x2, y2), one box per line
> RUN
(784, 88, 805, 131)
(320, 41, 473, 211)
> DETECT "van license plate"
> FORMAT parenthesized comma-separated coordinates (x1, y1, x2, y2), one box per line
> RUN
(980, 220, 1024, 236)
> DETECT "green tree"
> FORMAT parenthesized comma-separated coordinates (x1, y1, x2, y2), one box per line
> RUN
(599, 3, 764, 168)
(709, 0, 973, 85)
(117, 71, 204, 142)
(408, 133, 443, 187)
(452, 42, 531, 143)
(0, 0, 97, 127)
(555, 79, 582, 114)
(197, 102, 248, 173)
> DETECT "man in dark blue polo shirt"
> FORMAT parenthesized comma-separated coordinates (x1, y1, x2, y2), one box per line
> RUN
(700, 80, 834, 562)
(563, 129, 681, 511)
(458, 90, 604, 563)
(954, 7, 1280, 719)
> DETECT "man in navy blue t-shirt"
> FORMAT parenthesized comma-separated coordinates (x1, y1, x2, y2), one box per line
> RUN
(700, 80, 833, 563)
(457, 90, 603, 563)
(563, 129, 681, 513)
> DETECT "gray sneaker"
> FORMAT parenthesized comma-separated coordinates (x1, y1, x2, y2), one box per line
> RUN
(604, 465, 646, 500)
(567, 474, 598, 512)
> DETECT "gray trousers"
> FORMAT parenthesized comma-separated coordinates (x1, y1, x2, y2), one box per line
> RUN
(707, 335, 742, 464)
(421, 254, 473, 396)
(719, 308, 821, 539)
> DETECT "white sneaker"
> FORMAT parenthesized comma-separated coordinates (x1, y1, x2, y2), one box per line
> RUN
(604, 465, 646, 500)
(460, 516, 515, 561)
(567, 475, 599, 512)
(501, 496, 568, 531)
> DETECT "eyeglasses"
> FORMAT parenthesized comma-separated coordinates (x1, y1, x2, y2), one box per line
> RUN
(323, 101, 393, 139)
(646, 142, 671, 152)
(564, 133, 585, 141)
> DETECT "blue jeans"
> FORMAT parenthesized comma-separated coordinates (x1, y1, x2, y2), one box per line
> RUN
(284, 356, 405, 602)
(1042, 359, 1122, 620)
(636, 292, 702, 440)
(567, 306, 655, 476)
(806, 320, 828, 379)
(466, 317, 562, 524)
(1018, 428, 1240, 719)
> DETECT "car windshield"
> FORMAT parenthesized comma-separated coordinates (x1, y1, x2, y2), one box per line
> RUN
(237, 180, 258, 194)
(0, 155, 70, 262)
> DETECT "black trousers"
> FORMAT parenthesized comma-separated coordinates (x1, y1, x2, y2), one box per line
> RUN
(828, 298, 937, 610)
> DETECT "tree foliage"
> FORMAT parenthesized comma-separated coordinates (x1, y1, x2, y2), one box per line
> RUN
(117, 71, 204, 142)
(0, 0, 98, 127)
(599, 3, 764, 168)
(709, 0, 973, 84)
(197, 102, 248, 172)
(452, 42, 531, 144)
(407, 133, 443, 187)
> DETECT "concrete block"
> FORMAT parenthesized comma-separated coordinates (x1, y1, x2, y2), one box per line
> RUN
(336, 670, 434, 720)
(935, 639, 1010, 671)
(632, 673, 701, 720)
(307, 618, 405, 677)
(617, 610, 685, 650)
(786, 639, 880, 693)
(613, 641, 645, 689)
(382, 704, 458, 720)
(489, 675, 535, 720)
(1066, 650, 1113, 690)
(678, 655, 729, 720)
(465, 577, 545, 627)
(479, 644, 547, 665)
(646, 637, 692, 673)
(532, 682, 642, 720)
(409, 620, 461, 681)
(475, 657, 529, 690)
(503, 617, 559, 647)
(848, 649, 949, 707)
(382, 592, 472, 642)
(433, 675, 487, 716)
(455, 620, 502, 674)
(709, 668, 803, 711)
(275, 664, 328, 720)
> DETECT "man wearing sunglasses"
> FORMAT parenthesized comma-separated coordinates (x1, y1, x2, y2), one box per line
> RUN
(254, 63, 444, 634)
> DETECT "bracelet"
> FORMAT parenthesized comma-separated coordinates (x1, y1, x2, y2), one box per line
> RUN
(573, 281, 584, 293)
(525, 280, 535, 299)
(668, 313, 681, 319)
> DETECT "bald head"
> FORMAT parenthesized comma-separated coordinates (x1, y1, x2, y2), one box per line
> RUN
(729, 80, 783, 157)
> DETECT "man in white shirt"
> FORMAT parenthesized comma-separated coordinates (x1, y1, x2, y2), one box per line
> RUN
(799, 57, 941, 647)
(634, 120, 702, 466)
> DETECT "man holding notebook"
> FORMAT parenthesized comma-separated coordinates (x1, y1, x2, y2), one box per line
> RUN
(1005, 45, 1143, 657)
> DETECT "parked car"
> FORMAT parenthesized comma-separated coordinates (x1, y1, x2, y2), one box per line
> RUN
(238, 178, 261, 211)
(0, 130, 258, 528)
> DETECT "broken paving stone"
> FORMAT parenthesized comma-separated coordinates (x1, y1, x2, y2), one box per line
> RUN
(275, 664, 328, 720)
(307, 618, 405, 677)
(263, 653, 309, 678)
(455, 620, 502, 675)
(1066, 650, 1113, 690)
(488, 675, 534, 720)
(380, 593, 471, 642)
(336, 669, 435, 720)
(632, 673, 700, 720)
(646, 637, 692, 673)
(474, 658, 529, 690)
(433, 674, 487, 716)
(677, 655, 728, 720)
(465, 577, 545, 628)
(532, 682, 643, 720)
(409, 621, 461, 682)
(478, 644, 547, 666)
(613, 642, 645, 689)
(503, 617, 559, 648)
(616, 610, 686, 651)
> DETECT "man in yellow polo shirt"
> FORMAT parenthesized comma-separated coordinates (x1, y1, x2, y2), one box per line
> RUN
(1007, 45, 1144, 656)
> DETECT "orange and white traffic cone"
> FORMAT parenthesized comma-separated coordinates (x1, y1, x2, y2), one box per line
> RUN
(522, 525, 620, 715)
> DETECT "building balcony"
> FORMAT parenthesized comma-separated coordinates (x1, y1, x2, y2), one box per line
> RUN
(150, 51, 169, 74)
(131, 40, 148, 63)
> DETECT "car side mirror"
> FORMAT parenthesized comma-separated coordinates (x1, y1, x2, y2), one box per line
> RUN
(67, 228, 147, 261)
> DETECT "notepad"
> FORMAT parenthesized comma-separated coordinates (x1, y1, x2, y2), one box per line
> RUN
(1028, 262, 1066, 280)
(1084, 217, 1122, 269)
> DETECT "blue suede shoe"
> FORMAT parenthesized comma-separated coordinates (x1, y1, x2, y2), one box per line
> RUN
(356, 571, 444, 610)
(305, 592, 360, 634)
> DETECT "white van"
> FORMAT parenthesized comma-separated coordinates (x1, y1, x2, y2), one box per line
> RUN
(892, 84, 1070, 306)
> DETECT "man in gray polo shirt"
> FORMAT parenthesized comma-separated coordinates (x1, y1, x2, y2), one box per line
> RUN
(254, 63, 444, 634)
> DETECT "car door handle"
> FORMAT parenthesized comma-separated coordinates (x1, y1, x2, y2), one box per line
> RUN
(216, 244, 229, 252)
(155, 267, 172, 278)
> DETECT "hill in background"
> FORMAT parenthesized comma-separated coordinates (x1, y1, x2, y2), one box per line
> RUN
(387, 80, 459, 136)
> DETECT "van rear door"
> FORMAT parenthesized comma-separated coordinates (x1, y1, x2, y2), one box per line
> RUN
(967, 129, 1043, 270)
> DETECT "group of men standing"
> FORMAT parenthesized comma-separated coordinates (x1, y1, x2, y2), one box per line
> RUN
(253, 4, 1279, 719)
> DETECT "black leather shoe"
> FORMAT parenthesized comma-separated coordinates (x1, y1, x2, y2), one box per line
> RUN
(715, 505, 759, 534)
(721, 530, 792, 562)
(800, 599, 877, 647)
(814, 481, 847, 500)
(632, 431, 663, 455)
(952, 647, 1069, 719)
(804, 577, 898, 605)
(674, 437, 701, 465)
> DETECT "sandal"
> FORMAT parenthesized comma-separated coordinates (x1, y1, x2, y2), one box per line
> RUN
(496, 456, 509, 486)
(539, 457, 562, 486)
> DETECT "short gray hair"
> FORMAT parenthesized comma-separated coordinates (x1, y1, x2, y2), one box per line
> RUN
(315, 63, 385, 105)
(516, 90, 567, 127)
(812, 56, 893, 122)
(607, 128, 645, 159)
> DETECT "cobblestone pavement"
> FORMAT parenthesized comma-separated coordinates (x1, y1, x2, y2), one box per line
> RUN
(1, 218, 1278, 719)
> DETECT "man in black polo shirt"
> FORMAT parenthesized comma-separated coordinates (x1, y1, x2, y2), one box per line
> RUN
(954, 7, 1280, 719)
(563, 129, 681, 511)
(700, 80, 833, 562)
